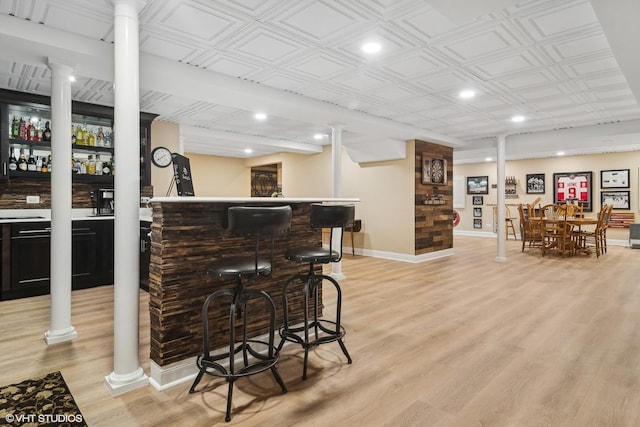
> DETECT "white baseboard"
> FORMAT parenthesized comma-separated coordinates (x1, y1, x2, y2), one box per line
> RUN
(347, 246, 455, 263)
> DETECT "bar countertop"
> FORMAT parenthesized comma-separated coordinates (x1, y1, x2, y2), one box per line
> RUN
(150, 196, 360, 203)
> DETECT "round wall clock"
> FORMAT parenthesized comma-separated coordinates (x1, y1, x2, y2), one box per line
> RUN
(151, 146, 173, 168)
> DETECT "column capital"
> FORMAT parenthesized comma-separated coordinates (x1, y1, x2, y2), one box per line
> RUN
(328, 122, 345, 130)
(112, 0, 149, 14)
(47, 58, 74, 76)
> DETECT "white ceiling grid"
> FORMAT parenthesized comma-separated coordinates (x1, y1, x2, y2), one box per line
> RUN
(0, 0, 638, 160)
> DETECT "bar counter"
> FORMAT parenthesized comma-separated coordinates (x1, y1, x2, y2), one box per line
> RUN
(148, 197, 358, 386)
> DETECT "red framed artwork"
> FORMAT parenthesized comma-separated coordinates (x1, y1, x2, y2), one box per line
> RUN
(553, 171, 593, 212)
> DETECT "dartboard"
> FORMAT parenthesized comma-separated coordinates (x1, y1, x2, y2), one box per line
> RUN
(431, 159, 445, 184)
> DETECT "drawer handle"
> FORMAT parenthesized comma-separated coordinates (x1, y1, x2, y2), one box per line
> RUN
(18, 228, 51, 234)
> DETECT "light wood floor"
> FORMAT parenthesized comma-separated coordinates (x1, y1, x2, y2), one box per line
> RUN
(2, 236, 640, 426)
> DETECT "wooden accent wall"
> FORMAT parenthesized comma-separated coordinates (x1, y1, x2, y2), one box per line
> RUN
(0, 179, 153, 209)
(413, 140, 453, 254)
(149, 201, 322, 366)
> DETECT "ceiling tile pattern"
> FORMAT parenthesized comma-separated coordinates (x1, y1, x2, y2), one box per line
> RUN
(0, 0, 638, 159)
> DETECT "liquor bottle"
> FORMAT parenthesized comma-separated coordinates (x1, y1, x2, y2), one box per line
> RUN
(47, 155, 52, 173)
(87, 154, 96, 175)
(102, 157, 111, 175)
(11, 116, 19, 138)
(82, 122, 89, 146)
(27, 119, 36, 141)
(43, 121, 51, 141)
(27, 148, 37, 171)
(36, 120, 43, 142)
(96, 127, 105, 147)
(75, 124, 84, 145)
(18, 149, 28, 171)
(71, 125, 76, 144)
(19, 117, 27, 140)
(87, 130, 95, 147)
(36, 155, 43, 172)
(95, 154, 103, 175)
(8, 148, 18, 171)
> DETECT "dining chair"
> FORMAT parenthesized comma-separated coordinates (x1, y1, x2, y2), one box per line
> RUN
(505, 206, 517, 240)
(517, 204, 541, 251)
(577, 205, 608, 257)
(540, 206, 574, 257)
(599, 204, 613, 254)
(540, 204, 557, 219)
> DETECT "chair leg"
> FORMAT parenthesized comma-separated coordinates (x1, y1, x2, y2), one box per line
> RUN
(280, 268, 351, 380)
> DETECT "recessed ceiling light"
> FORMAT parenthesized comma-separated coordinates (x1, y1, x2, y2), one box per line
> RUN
(68, 75, 76, 82)
(362, 42, 382, 54)
(459, 90, 476, 99)
(244, 148, 253, 154)
(485, 157, 492, 162)
(313, 133, 326, 140)
(511, 115, 525, 123)
(557, 151, 565, 156)
(254, 112, 267, 121)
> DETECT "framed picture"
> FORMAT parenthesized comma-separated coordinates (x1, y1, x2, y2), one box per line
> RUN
(601, 169, 629, 189)
(553, 171, 593, 212)
(422, 155, 447, 185)
(473, 207, 482, 217)
(526, 173, 545, 194)
(473, 219, 483, 229)
(601, 191, 630, 210)
(472, 196, 484, 205)
(467, 176, 489, 194)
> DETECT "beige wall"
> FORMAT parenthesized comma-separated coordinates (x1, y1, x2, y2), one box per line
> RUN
(249, 145, 416, 255)
(150, 121, 181, 196)
(154, 135, 416, 256)
(453, 151, 640, 241)
(186, 154, 249, 197)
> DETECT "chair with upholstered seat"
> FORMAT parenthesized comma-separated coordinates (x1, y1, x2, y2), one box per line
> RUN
(278, 203, 354, 380)
(189, 205, 292, 422)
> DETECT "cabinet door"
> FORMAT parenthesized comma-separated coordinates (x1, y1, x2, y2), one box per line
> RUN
(98, 220, 114, 285)
(71, 222, 98, 289)
(10, 222, 51, 298)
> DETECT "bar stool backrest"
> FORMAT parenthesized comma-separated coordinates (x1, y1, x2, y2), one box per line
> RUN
(227, 205, 292, 275)
(228, 206, 292, 235)
(310, 203, 355, 263)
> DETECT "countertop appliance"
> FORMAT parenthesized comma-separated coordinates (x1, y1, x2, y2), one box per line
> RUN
(91, 189, 114, 216)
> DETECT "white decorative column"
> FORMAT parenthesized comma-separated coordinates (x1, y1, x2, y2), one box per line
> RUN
(496, 134, 507, 262)
(329, 123, 346, 279)
(45, 60, 78, 345)
(105, 0, 148, 396)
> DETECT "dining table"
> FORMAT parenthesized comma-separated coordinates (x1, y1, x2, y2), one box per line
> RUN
(530, 216, 599, 256)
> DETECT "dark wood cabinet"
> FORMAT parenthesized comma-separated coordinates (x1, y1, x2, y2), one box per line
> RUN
(71, 222, 98, 289)
(9, 222, 51, 298)
(1, 219, 114, 300)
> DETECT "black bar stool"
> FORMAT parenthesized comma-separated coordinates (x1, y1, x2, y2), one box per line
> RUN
(278, 203, 355, 380)
(189, 205, 291, 422)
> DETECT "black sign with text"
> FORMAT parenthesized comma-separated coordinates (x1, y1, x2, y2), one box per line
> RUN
(171, 153, 195, 196)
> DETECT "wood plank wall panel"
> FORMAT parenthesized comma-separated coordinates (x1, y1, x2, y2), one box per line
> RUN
(413, 140, 453, 255)
(149, 201, 323, 366)
(0, 180, 153, 209)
